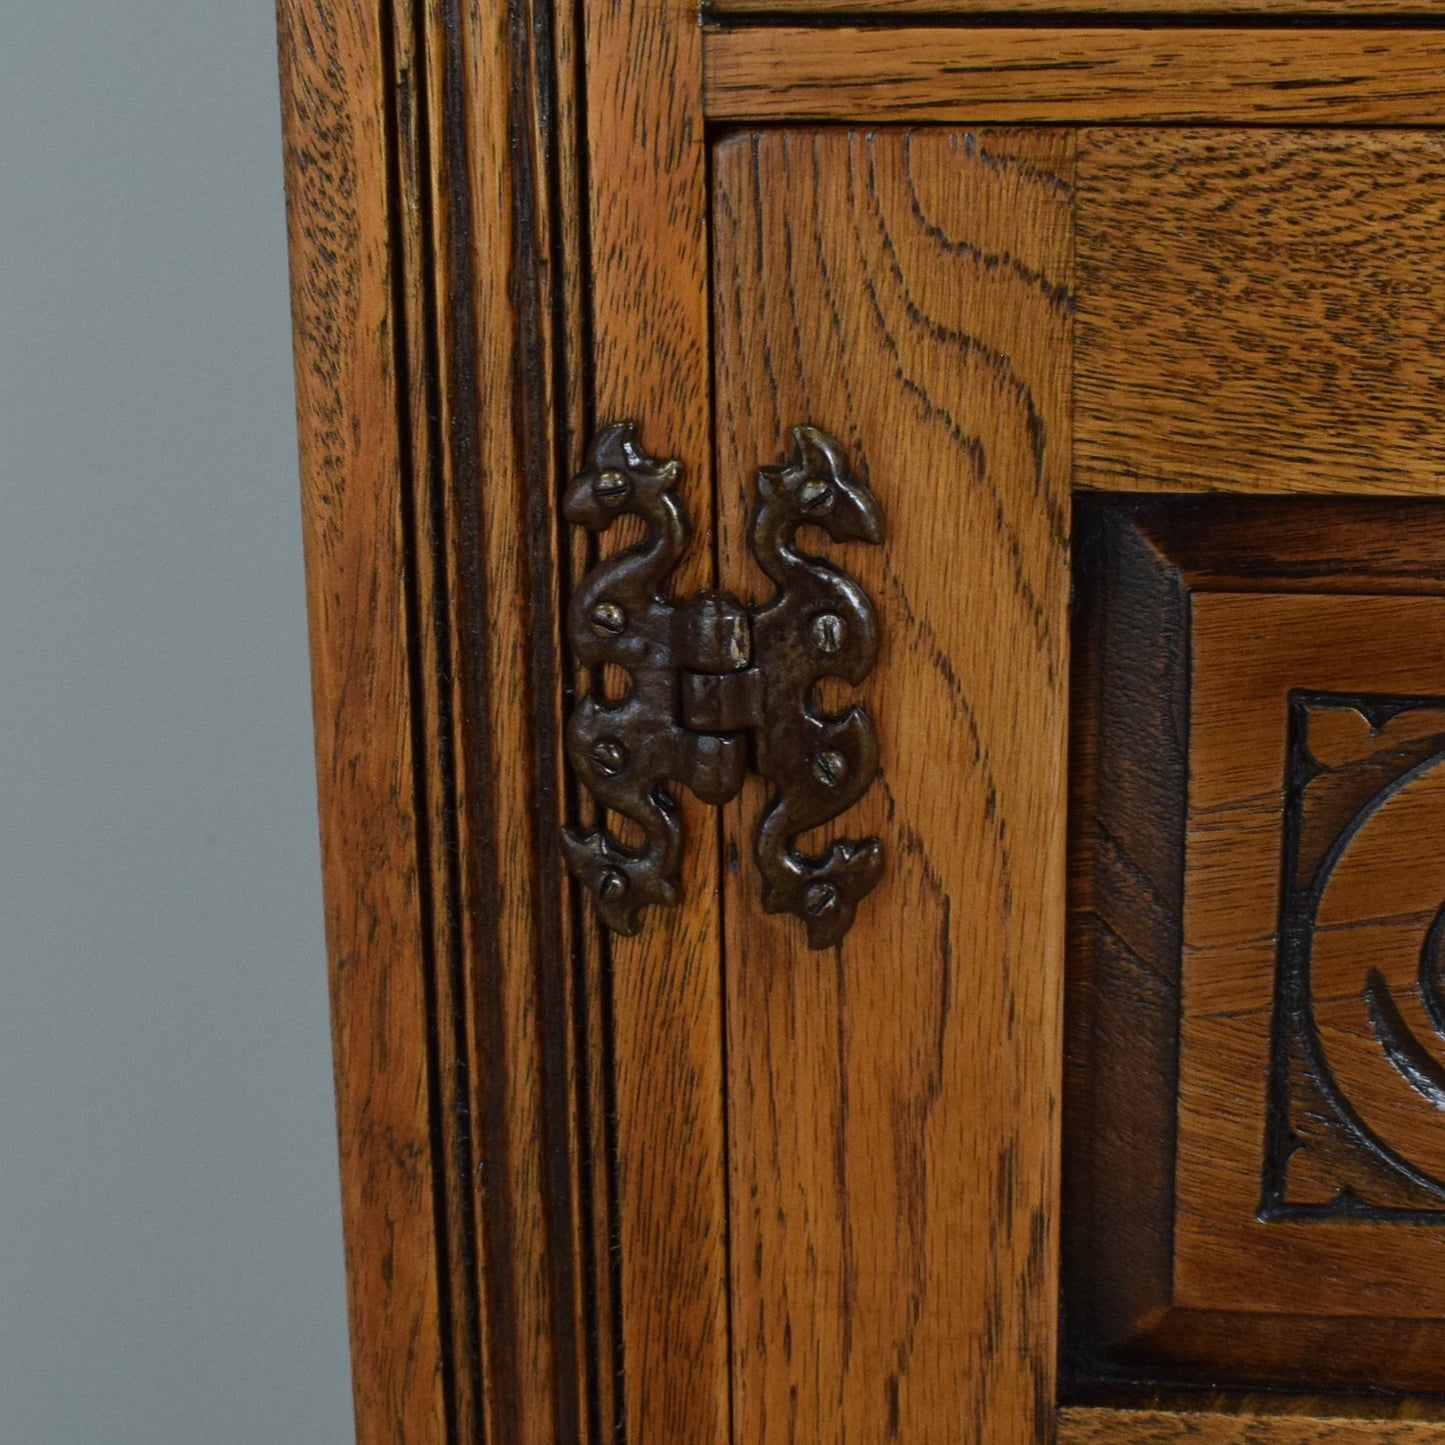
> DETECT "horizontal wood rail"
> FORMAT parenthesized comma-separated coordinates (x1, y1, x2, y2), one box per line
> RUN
(710, 0, 1433, 12)
(703, 27, 1445, 123)
(1059, 1408, 1445, 1441)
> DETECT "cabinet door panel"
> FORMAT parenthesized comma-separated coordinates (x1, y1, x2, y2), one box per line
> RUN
(712, 128, 1072, 1445)
(279, 4, 1445, 1434)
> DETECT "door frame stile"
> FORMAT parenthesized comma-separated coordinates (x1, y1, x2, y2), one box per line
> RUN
(278, 0, 596, 1440)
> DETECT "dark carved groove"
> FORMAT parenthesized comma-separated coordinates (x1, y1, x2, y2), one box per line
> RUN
(1366, 966, 1445, 1114)
(561, 422, 885, 948)
(1418, 897, 1445, 1045)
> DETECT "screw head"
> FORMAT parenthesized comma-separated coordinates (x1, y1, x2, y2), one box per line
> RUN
(797, 479, 835, 515)
(810, 748, 848, 789)
(810, 612, 846, 656)
(597, 868, 628, 901)
(804, 882, 838, 917)
(590, 601, 626, 636)
(591, 738, 628, 776)
(593, 469, 630, 508)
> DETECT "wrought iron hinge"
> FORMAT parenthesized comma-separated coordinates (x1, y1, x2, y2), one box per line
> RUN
(560, 422, 885, 949)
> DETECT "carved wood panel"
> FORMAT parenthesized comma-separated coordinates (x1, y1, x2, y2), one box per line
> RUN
(1267, 692, 1445, 1219)
(1066, 497, 1445, 1399)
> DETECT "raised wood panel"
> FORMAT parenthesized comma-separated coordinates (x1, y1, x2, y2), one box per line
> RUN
(1176, 592, 1445, 1324)
(582, 5, 731, 1443)
(703, 29, 1445, 124)
(1065, 503, 1189, 1360)
(1067, 500, 1445, 1401)
(1075, 131, 1445, 496)
(713, 128, 1072, 1445)
(1105, 501, 1445, 597)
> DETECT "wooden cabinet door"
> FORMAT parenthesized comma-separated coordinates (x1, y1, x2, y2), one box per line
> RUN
(276, 4, 1445, 1442)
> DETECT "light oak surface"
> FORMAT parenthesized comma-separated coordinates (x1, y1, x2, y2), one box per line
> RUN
(714, 127, 1072, 1445)
(1060, 1410, 1445, 1442)
(704, 28, 1445, 124)
(277, 2, 447, 1438)
(1075, 129, 1445, 496)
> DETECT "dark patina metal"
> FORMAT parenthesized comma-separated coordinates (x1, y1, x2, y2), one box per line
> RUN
(560, 422, 885, 949)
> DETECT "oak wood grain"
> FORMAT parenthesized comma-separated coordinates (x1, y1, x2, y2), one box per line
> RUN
(1075, 130, 1445, 496)
(544, 4, 617, 1437)
(1060, 1410, 1445, 1443)
(703, 28, 1445, 124)
(1126, 499, 1445, 596)
(276, 2, 447, 1439)
(583, 5, 731, 1444)
(285, 0, 1445, 1431)
(1065, 502, 1189, 1364)
(713, 127, 1072, 1445)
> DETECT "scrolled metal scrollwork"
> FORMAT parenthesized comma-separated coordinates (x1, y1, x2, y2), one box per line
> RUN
(560, 421, 885, 948)
(560, 421, 748, 935)
(747, 427, 885, 948)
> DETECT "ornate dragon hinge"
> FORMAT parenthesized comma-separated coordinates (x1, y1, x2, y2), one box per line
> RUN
(560, 421, 886, 950)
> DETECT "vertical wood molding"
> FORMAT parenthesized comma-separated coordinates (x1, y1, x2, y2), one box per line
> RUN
(279, 1, 592, 1441)
(434, 2, 576, 1443)
(582, 5, 733, 1444)
(713, 127, 1074, 1444)
(277, 2, 449, 1439)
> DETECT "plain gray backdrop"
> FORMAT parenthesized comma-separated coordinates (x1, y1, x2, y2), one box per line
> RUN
(1, 3, 353, 1440)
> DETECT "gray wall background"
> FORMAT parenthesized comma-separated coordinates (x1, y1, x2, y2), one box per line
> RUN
(2, 4, 354, 1440)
